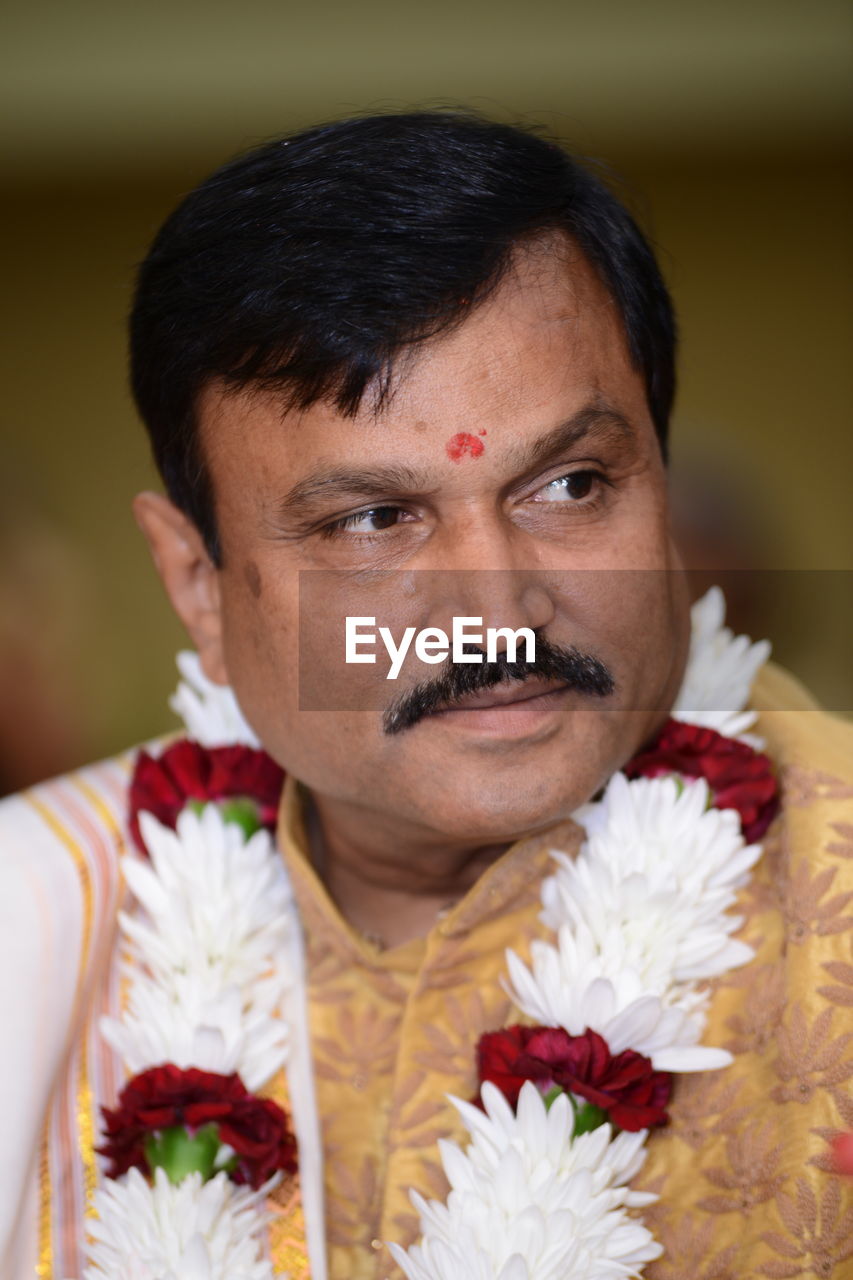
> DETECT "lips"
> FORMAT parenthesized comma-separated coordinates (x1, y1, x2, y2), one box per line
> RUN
(433, 677, 568, 715)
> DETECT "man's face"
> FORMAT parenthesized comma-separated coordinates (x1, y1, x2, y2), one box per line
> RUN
(197, 241, 689, 845)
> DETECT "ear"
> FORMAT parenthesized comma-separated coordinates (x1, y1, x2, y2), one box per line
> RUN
(133, 491, 228, 685)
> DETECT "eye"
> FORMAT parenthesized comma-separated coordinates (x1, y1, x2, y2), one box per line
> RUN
(532, 470, 601, 503)
(323, 505, 408, 536)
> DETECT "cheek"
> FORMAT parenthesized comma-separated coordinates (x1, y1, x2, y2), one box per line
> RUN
(270, 711, 375, 795)
(606, 569, 689, 717)
(552, 564, 687, 714)
(217, 566, 301, 728)
(586, 488, 685, 704)
(215, 563, 391, 791)
(605, 482, 671, 569)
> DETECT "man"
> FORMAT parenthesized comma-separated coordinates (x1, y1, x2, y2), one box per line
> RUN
(1, 111, 851, 1279)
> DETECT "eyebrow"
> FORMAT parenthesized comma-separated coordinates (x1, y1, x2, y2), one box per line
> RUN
(274, 400, 634, 522)
(274, 462, 430, 523)
(502, 403, 634, 480)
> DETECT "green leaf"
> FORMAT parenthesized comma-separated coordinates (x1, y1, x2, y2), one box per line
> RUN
(218, 797, 263, 838)
(143, 1123, 223, 1185)
(572, 1101, 608, 1136)
(182, 796, 263, 838)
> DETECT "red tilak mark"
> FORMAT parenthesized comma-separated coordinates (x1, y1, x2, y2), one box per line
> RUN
(446, 432, 485, 461)
(478, 429, 487, 436)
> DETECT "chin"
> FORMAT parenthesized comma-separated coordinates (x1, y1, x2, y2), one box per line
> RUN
(410, 766, 596, 845)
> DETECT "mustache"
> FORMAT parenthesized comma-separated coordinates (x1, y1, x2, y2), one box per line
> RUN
(382, 633, 615, 735)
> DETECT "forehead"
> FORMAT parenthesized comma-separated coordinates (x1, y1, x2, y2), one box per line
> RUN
(198, 242, 651, 483)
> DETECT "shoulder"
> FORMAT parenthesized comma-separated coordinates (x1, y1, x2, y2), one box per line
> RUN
(0, 747, 136, 877)
(752, 662, 853, 798)
(0, 745, 147, 982)
(0, 748, 148, 1271)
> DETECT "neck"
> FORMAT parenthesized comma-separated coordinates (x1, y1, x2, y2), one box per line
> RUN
(301, 789, 513, 948)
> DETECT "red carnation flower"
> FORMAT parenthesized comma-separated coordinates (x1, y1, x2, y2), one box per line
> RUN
(99, 1064, 297, 1189)
(477, 1025, 672, 1131)
(129, 739, 285, 855)
(624, 717, 779, 841)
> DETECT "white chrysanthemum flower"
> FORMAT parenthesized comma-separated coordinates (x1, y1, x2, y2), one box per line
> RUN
(389, 1083, 661, 1280)
(506, 934, 726, 1073)
(81, 1168, 274, 1280)
(170, 651, 260, 748)
(561, 774, 762, 933)
(673, 586, 770, 739)
(122, 809, 292, 989)
(101, 807, 293, 1089)
(101, 974, 287, 1091)
(508, 775, 758, 1071)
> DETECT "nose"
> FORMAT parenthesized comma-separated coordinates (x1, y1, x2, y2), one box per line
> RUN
(430, 571, 554, 656)
(424, 521, 556, 655)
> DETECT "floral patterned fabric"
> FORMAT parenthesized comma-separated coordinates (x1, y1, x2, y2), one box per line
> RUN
(278, 663, 853, 1280)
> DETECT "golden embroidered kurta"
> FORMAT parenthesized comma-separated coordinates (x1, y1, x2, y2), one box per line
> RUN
(277, 778, 572, 1279)
(277, 664, 853, 1280)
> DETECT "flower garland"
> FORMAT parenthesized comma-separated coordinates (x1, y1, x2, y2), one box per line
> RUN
(83, 687, 301, 1278)
(81, 587, 778, 1279)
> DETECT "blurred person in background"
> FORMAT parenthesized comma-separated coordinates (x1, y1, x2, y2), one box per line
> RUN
(0, 111, 851, 1280)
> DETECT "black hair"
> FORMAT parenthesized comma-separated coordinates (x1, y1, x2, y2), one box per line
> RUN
(129, 110, 676, 563)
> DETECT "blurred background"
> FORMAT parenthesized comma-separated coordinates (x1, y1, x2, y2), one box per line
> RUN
(1, 0, 851, 792)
